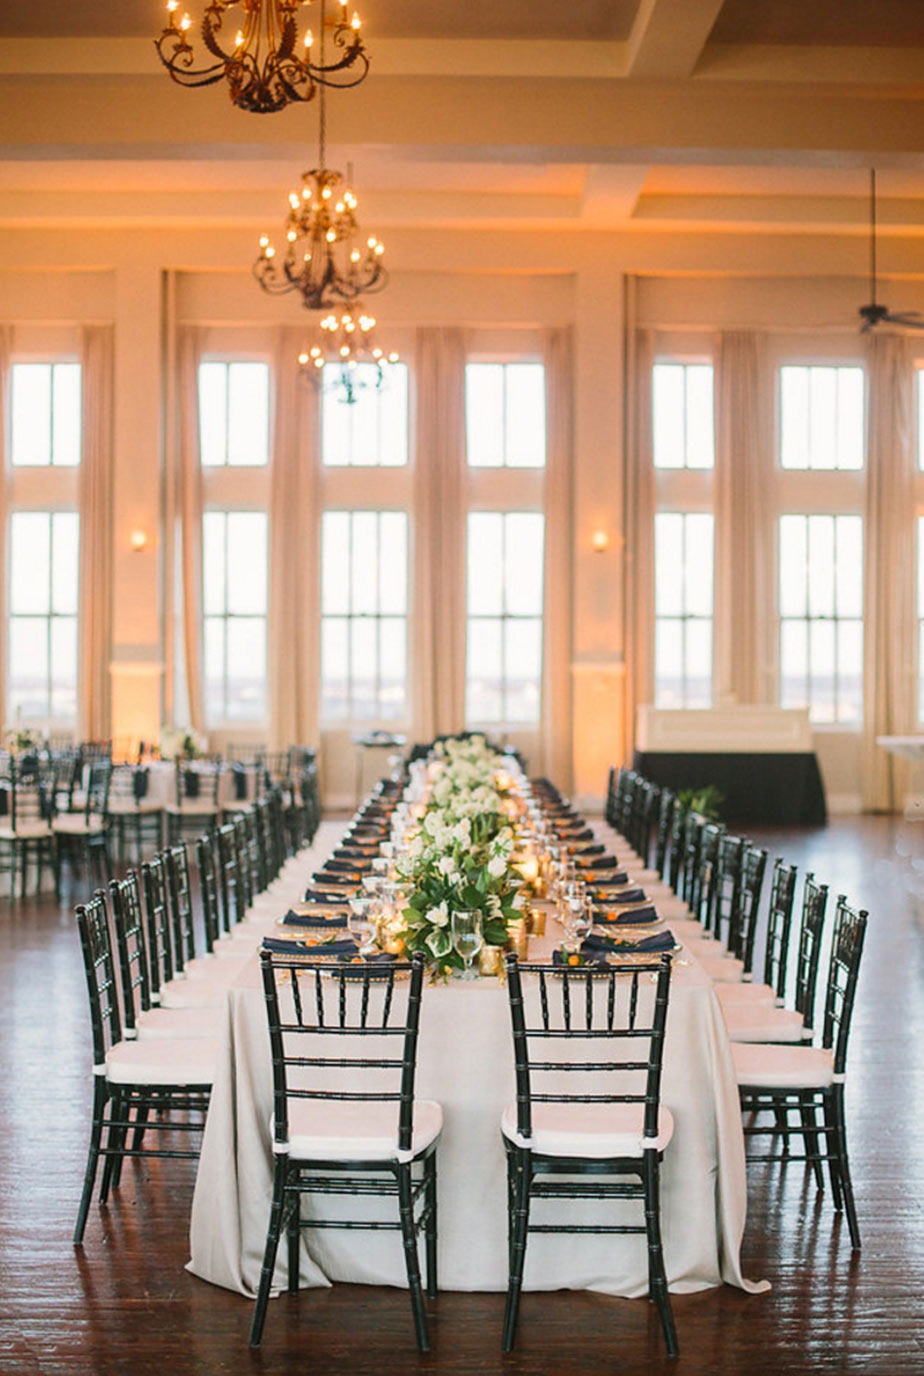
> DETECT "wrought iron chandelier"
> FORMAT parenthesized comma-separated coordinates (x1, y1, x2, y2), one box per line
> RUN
(155, 0, 368, 115)
(298, 304, 399, 403)
(253, 87, 386, 308)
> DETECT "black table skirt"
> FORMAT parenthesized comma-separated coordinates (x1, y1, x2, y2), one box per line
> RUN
(632, 750, 827, 827)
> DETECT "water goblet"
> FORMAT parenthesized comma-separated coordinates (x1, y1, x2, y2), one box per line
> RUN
(348, 894, 379, 957)
(451, 909, 484, 980)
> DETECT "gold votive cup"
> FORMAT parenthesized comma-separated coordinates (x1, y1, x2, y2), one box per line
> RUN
(478, 945, 504, 977)
(526, 906, 546, 938)
(507, 919, 529, 960)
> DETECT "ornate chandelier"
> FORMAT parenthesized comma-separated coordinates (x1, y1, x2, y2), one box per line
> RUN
(253, 84, 386, 308)
(155, 0, 368, 115)
(298, 304, 399, 403)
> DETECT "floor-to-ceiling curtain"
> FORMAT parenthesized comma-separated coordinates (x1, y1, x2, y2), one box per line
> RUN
(78, 325, 115, 741)
(540, 326, 574, 786)
(624, 325, 656, 760)
(714, 330, 772, 705)
(268, 327, 321, 751)
(413, 327, 467, 741)
(862, 333, 915, 811)
(175, 326, 205, 733)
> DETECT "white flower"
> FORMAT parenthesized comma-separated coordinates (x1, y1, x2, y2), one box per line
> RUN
(512, 890, 526, 910)
(452, 818, 471, 845)
(437, 854, 456, 877)
(487, 855, 507, 878)
(426, 901, 449, 928)
(424, 810, 444, 838)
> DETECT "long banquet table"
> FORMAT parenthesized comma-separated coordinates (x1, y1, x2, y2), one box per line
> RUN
(186, 824, 767, 1302)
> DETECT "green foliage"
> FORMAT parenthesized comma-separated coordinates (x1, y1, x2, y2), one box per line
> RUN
(676, 784, 723, 820)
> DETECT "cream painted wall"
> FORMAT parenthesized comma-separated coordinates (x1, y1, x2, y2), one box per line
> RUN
(1, 223, 906, 807)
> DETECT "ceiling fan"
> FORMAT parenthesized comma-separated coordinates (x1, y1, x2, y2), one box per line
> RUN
(858, 169, 924, 332)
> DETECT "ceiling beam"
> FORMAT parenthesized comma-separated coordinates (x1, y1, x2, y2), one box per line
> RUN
(626, 0, 726, 80)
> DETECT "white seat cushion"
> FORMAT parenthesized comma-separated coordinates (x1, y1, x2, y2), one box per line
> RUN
(282, 1098, 443, 1164)
(136, 1007, 220, 1041)
(732, 1042, 835, 1089)
(104, 1036, 216, 1086)
(0, 822, 52, 840)
(501, 1101, 674, 1158)
(715, 981, 777, 1007)
(722, 1004, 808, 1044)
(108, 799, 163, 816)
(52, 814, 105, 835)
(698, 954, 745, 983)
(181, 953, 251, 982)
(158, 976, 231, 1009)
(165, 802, 219, 816)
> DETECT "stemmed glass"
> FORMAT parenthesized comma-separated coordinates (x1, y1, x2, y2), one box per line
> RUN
(562, 881, 593, 954)
(451, 909, 484, 980)
(348, 894, 379, 957)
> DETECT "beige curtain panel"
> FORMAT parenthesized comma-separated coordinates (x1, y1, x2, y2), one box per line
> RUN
(268, 327, 321, 752)
(78, 325, 115, 742)
(862, 333, 916, 811)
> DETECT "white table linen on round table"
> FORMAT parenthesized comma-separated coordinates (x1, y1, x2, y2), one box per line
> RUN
(187, 934, 768, 1300)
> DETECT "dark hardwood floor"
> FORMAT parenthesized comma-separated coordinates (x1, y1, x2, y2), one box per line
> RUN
(1, 816, 923, 1375)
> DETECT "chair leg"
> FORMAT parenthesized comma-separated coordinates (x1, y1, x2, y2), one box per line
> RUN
(502, 1149, 531, 1353)
(396, 1162, 430, 1352)
(74, 1080, 108, 1245)
(822, 1092, 844, 1211)
(100, 1094, 130, 1200)
(643, 1151, 678, 1358)
(832, 1086, 861, 1251)
(286, 1191, 300, 1295)
(424, 1151, 438, 1301)
(131, 1100, 150, 1154)
(250, 1158, 289, 1347)
(799, 1100, 825, 1193)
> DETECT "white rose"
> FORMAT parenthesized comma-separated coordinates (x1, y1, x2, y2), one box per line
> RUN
(487, 855, 507, 878)
(437, 854, 455, 876)
(426, 901, 449, 928)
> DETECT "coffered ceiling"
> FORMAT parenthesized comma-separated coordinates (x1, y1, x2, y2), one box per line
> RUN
(1, 0, 924, 240)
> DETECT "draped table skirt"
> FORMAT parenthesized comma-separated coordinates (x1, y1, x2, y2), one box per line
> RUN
(187, 935, 768, 1300)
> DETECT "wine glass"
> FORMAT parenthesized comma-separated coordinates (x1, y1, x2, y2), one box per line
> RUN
(348, 894, 379, 956)
(562, 882, 592, 953)
(451, 909, 484, 980)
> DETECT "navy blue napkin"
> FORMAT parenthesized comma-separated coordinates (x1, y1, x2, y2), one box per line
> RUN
(262, 936, 359, 956)
(283, 910, 349, 929)
(600, 886, 646, 905)
(576, 855, 619, 870)
(312, 872, 358, 888)
(586, 872, 630, 889)
(592, 904, 659, 927)
(582, 930, 676, 955)
(231, 763, 248, 800)
(183, 768, 200, 799)
(568, 842, 604, 856)
(556, 827, 593, 841)
(133, 768, 150, 801)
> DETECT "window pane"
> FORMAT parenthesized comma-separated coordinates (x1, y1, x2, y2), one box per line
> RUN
(467, 513, 503, 616)
(466, 618, 503, 722)
(807, 515, 835, 619)
(505, 364, 546, 468)
(837, 620, 863, 725)
(227, 363, 269, 466)
(51, 513, 79, 616)
(504, 618, 542, 722)
(835, 516, 863, 618)
(654, 619, 683, 708)
(504, 513, 544, 617)
(322, 363, 408, 467)
(11, 365, 52, 466)
(9, 618, 49, 718)
(685, 365, 714, 470)
(50, 616, 78, 720)
(203, 617, 225, 722)
(779, 516, 807, 618)
(654, 513, 683, 617)
(684, 514, 713, 618)
(809, 619, 836, 723)
(226, 512, 267, 615)
(198, 363, 228, 468)
(652, 365, 684, 469)
(350, 616, 378, 720)
(202, 512, 226, 616)
(226, 617, 266, 719)
(321, 511, 350, 615)
(780, 619, 808, 711)
(780, 364, 864, 470)
(321, 617, 349, 722)
(653, 511, 713, 708)
(466, 365, 504, 468)
(685, 620, 713, 709)
(321, 510, 409, 723)
(10, 514, 51, 614)
(52, 364, 81, 467)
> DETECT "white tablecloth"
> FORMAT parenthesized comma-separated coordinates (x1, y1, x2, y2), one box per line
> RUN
(187, 923, 767, 1299)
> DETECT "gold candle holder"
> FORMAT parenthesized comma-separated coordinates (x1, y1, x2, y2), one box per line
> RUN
(507, 919, 529, 960)
(525, 906, 546, 938)
(478, 945, 504, 977)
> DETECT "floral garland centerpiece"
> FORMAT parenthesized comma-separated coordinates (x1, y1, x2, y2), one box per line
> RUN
(395, 736, 526, 975)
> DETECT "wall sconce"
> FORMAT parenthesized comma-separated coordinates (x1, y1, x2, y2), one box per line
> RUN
(129, 529, 149, 553)
(591, 529, 610, 554)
